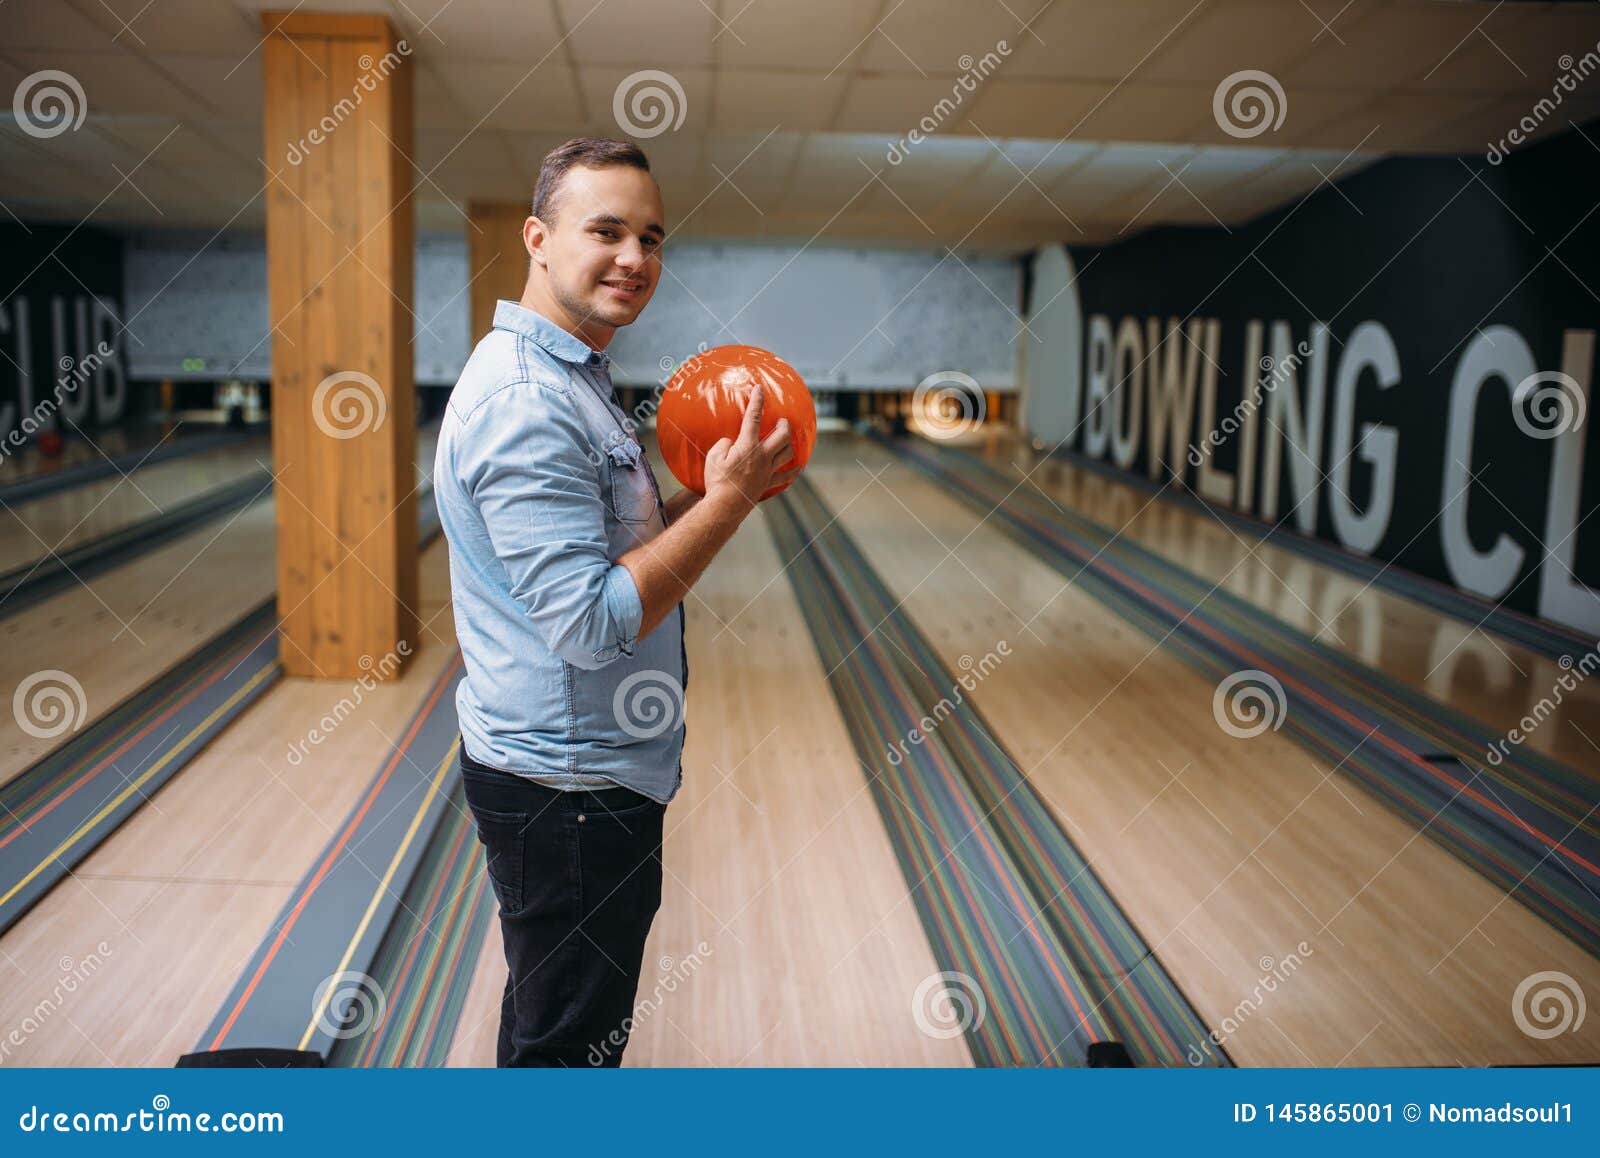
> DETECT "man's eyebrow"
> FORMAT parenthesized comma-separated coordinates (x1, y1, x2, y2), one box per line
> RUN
(585, 212, 665, 239)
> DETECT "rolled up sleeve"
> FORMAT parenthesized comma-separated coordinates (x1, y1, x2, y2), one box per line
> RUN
(462, 380, 641, 670)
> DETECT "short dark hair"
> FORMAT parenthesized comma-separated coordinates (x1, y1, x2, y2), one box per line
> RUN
(532, 137, 652, 223)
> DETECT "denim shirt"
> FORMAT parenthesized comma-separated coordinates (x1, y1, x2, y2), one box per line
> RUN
(435, 300, 687, 804)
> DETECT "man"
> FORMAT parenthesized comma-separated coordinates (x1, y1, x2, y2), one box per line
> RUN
(434, 137, 794, 1066)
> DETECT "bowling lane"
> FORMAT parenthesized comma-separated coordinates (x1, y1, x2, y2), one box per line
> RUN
(0, 538, 462, 1065)
(0, 424, 226, 491)
(0, 433, 438, 787)
(0, 500, 279, 788)
(805, 433, 1600, 1065)
(448, 456, 971, 1066)
(0, 434, 271, 576)
(965, 435, 1599, 771)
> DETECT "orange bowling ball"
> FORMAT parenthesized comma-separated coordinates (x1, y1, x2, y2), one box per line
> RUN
(656, 345, 816, 500)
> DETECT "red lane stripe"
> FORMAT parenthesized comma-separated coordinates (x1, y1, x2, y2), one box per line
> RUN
(207, 654, 463, 1051)
(947, 455, 1600, 887)
(363, 815, 470, 1065)
(0, 633, 265, 851)
(407, 827, 480, 1064)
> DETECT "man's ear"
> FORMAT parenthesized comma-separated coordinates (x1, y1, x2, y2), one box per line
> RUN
(523, 215, 549, 268)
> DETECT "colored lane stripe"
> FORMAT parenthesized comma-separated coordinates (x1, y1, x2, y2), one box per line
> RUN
(330, 785, 494, 1068)
(770, 475, 1228, 1067)
(0, 603, 276, 846)
(205, 653, 464, 1052)
(0, 469, 273, 621)
(0, 661, 279, 913)
(887, 436, 1600, 959)
(0, 486, 442, 937)
(1046, 444, 1593, 663)
(0, 427, 266, 506)
(299, 735, 462, 1050)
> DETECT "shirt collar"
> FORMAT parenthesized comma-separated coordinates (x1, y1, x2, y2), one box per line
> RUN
(493, 300, 611, 370)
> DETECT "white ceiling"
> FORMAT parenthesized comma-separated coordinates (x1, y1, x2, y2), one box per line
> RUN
(2, 0, 1599, 249)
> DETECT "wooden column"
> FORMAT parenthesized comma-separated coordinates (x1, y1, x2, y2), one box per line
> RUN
(262, 12, 417, 679)
(466, 202, 532, 343)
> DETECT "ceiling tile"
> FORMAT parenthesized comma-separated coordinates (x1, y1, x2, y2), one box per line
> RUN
(713, 70, 846, 133)
(580, 65, 711, 135)
(960, 78, 1107, 139)
(558, 0, 715, 67)
(88, 0, 261, 55)
(833, 73, 983, 135)
(1003, 0, 1213, 82)
(434, 60, 584, 131)
(399, 0, 564, 62)
(856, 0, 1033, 76)
(715, 0, 879, 71)
(1138, 0, 1336, 85)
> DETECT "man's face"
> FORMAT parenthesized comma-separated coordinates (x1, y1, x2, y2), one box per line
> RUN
(535, 164, 664, 333)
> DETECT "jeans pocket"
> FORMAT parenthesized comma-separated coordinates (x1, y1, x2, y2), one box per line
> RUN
(467, 804, 528, 916)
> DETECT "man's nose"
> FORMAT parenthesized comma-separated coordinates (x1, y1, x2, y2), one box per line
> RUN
(616, 238, 647, 271)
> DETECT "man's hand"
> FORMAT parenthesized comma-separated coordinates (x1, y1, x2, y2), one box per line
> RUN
(619, 385, 798, 642)
(703, 385, 795, 511)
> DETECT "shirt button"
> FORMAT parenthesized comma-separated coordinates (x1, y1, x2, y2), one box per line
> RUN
(577, 813, 587, 824)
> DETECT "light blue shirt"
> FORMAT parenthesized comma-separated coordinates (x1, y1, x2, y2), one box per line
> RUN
(435, 300, 686, 804)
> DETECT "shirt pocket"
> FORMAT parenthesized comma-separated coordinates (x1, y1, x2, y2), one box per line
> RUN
(603, 431, 658, 525)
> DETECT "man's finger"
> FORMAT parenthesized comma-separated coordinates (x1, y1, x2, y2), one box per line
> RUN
(760, 417, 791, 456)
(736, 384, 765, 444)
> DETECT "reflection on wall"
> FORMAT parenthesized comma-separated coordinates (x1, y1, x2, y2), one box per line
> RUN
(608, 244, 1021, 392)
(1029, 124, 1599, 635)
(122, 232, 471, 386)
(119, 236, 1022, 397)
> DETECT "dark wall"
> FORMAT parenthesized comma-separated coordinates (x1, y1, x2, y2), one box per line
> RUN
(1057, 122, 1599, 633)
(0, 223, 132, 445)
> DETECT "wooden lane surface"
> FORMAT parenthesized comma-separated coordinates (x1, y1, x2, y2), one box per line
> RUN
(0, 439, 271, 574)
(447, 470, 970, 1066)
(971, 433, 1599, 771)
(0, 434, 437, 788)
(806, 434, 1600, 1066)
(0, 539, 459, 1065)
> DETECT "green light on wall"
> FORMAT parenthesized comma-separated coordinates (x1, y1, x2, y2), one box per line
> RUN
(181, 357, 205, 372)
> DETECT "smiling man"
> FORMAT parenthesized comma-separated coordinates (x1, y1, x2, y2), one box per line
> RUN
(434, 137, 793, 1067)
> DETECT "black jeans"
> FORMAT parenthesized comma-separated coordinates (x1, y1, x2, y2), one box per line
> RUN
(459, 744, 666, 1067)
